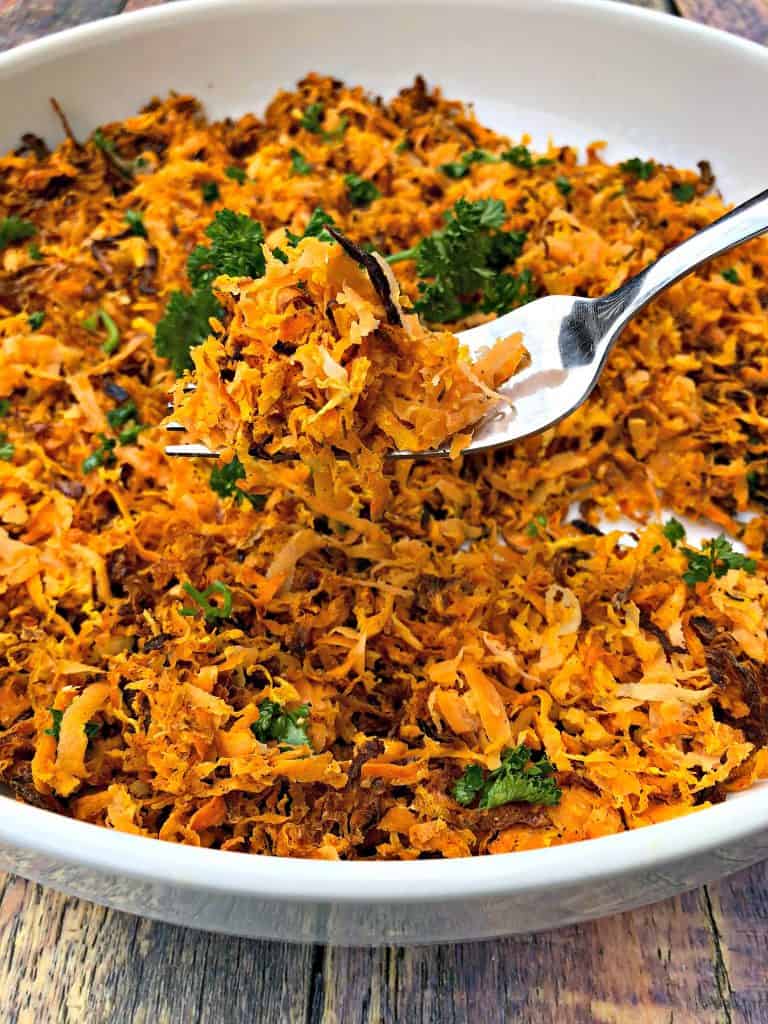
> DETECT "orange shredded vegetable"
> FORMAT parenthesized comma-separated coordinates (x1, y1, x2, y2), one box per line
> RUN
(1, 74, 767, 860)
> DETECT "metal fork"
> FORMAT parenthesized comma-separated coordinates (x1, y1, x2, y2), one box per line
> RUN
(166, 186, 768, 461)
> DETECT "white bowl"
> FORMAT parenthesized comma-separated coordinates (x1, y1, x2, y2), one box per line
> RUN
(1, 0, 767, 945)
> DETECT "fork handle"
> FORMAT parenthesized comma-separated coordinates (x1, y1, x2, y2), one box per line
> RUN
(606, 184, 768, 327)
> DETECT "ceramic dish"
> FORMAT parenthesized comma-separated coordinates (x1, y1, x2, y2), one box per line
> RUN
(1, 0, 767, 945)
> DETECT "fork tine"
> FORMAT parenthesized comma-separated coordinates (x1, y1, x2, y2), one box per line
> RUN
(165, 442, 220, 458)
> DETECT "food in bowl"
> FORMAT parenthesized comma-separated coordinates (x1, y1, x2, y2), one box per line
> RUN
(1, 74, 766, 860)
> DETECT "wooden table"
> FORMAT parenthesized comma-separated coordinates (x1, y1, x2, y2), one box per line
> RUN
(1, 1, 768, 1020)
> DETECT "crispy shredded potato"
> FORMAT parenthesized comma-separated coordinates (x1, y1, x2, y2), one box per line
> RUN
(1, 75, 767, 860)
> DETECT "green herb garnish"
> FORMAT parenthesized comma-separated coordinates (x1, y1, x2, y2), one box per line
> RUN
(180, 580, 233, 621)
(439, 149, 498, 180)
(662, 517, 685, 547)
(721, 268, 740, 284)
(84, 308, 120, 354)
(555, 176, 572, 196)
(82, 434, 117, 473)
(620, 158, 655, 180)
(44, 708, 99, 741)
(386, 198, 530, 322)
(28, 242, 43, 260)
(27, 311, 45, 330)
(681, 535, 757, 585)
(290, 149, 313, 176)
(0, 399, 9, 417)
(155, 287, 222, 376)
(187, 209, 266, 288)
(124, 209, 147, 237)
(0, 434, 13, 462)
(300, 206, 336, 242)
(501, 145, 533, 169)
(106, 400, 138, 429)
(225, 166, 247, 184)
(93, 129, 146, 179)
(345, 173, 380, 207)
(300, 102, 325, 133)
(251, 698, 311, 747)
(525, 514, 547, 538)
(201, 181, 220, 204)
(0, 216, 36, 251)
(672, 182, 696, 204)
(453, 745, 561, 808)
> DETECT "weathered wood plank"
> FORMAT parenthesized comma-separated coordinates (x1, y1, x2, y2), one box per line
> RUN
(0, 874, 317, 1024)
(705, 861, 768, 1024)
(0, 1, 123, 51)
(321, 889, 729, 1024)
(676, 0, 768, 43)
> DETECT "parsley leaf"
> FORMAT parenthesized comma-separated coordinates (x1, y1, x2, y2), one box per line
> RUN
(210, 456, 246, 499)
(180, 580, 233, 621)
(124, 209, 147, 237)
(672, 182, 696, 204)
(662, 517, 685, 547)
(301, 206, 336, 241)
(721, 268, 740, 284)
(106, 400, 138, 429)
(251, 698, 311, 747)
(345, 173, 380, 207)
(525, 514, 547, 538)
(93, 129, 146, 180)
(290, 149, 313, 176)
(82, 434, 117, 474)
(28, 242, 43, 260)
(225, 165, 247, 184)
(28, 311, 45, 330)
(501, 145, 533, 169)
(45, 708, 99, 742)
(155, 287, 222, 376)
(555, 176, 572, 196)
(453, 763, 484, 806)
(0, 216, 36, 250)
(0, 399, 9, 417)
(620, 158, 655, 180)
(187, 209, 266, 288)
(300, 102, 325, 133)
(681, 535, 757, 585)
(201, 181, 220, 204)
(0, 433, 13, 462)
(387, 198, 531, 323)
(439, 149, 498, 180)
(452, 745, 561, 808)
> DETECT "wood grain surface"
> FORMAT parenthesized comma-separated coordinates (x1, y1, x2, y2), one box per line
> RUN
(1, 1, 767, 1022)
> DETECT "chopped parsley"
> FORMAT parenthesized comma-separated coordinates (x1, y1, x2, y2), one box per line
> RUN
(721, 268, 740, 284)
(395, 137, 411, 153)
(272, 247, 289, 264)
(386, 198, 530, 322)
(155, 287, 221, 376)
(208, 454, 264, 508)
(251, 698, 311, 747)
(201, 181, 220, 204)
(106, 400, 138, 429)
(439, 149, 498, 180)
(225, 165, 247, 184)
(180, 580, 233, 621)
(662, 517, 685, 547)
(93, 129, 146, 179)
(290, 149, 313, 176)
(525, 514, 547, 538)
(0, 216, 36, 251)
(501, 145, 533, 169)
(681, 535, 757, 585)
(83, 308, 120, 354)
(124, 209, 147, 237)
(0, 434, 13, 462)
(672, 182, 696, 204)
(27, 311, 45, 330)
(555, 176, 573, 196)
(0, 399, 9, 417)
(187, 209, 266, 288)
(28, 242, 43, 260)
(453, 745, 561, 809)
(45, 708, 99, 742)
(345, 173, 380, 207)
(82, 434, 117, 473)
(300, 102, 347, 141)
(620, 158, 655, 180)
(299, 206, 336, 242)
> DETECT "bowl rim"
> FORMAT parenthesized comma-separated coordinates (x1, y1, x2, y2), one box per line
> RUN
(2, 0, 768, 905)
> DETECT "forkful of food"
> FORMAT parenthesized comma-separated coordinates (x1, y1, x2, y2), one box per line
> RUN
(165, 186, 768, 462)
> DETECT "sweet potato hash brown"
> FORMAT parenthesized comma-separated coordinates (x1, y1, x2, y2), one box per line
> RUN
(1, 74, 767, 859)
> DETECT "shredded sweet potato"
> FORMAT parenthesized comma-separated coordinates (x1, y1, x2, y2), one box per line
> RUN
(1, 74, 767, 860)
